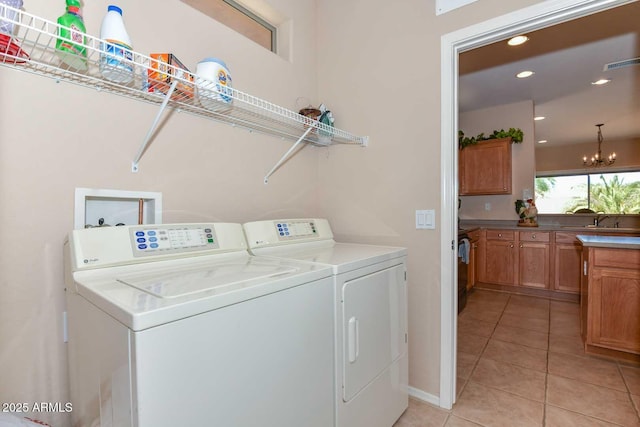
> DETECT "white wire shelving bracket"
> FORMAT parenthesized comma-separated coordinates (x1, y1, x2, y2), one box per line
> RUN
(0, 5, 369, 180)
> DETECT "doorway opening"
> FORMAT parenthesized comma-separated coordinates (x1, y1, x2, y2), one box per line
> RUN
(440, 0, 637, 410)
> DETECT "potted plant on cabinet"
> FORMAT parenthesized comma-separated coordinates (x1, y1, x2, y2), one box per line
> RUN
(458, 128, 524, 150)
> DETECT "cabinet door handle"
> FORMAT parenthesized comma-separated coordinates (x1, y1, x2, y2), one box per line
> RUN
(519, 244, 523, 248)
(510, 244, 514, 248)
(532, 234, 536, 239)
(498, 233, 502, 237)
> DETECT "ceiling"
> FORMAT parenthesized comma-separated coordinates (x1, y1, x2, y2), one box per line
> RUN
(459, 2, 640, 148)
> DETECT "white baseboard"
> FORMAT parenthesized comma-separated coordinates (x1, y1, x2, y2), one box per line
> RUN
(408, 386, 440, 407)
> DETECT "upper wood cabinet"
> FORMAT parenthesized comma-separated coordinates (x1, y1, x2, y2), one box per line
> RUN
(459, 138, 512, 195)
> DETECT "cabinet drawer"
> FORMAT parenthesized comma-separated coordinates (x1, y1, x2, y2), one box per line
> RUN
(555, 232, 578, 244)
(555, 231, 596, 244)
(486, 230, 515, 241)
(519, 231, 549, 242)
(593, 248, 640, 269)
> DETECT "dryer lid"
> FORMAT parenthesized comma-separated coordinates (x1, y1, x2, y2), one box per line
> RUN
(252, 242, 406, 275)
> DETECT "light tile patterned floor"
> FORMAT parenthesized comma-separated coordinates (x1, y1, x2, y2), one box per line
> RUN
(394, 289, 640, 427)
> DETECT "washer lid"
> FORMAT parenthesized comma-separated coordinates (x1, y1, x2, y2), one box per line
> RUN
(71, 253, 332, 331)
(116, 262, 297, 298)
(252, 242, 407, 275)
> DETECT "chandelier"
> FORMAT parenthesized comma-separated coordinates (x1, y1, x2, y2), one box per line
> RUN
(582, 124, 616, 167)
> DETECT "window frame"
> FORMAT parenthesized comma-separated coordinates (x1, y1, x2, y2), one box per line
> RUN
(182, 0, 278, 53)
(223, 0, 277, 53)
(535, 168, 640, 214)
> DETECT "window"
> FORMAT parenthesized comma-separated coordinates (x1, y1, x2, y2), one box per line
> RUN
(535, 171, 640, 214)
(181, 0, 277, 52)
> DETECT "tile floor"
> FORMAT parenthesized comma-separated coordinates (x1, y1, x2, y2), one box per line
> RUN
(394, 289, 640, 427)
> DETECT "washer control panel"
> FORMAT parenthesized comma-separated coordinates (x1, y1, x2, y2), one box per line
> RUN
(131, 225, 219, 256)
(274, 220, 317, 240)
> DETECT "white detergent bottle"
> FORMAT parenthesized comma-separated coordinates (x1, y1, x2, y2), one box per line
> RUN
(99, 5, 133, 83)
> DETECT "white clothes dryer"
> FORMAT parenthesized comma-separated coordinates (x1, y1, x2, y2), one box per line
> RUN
(64, 223, 334, 427)
(243, 219, 409, 427)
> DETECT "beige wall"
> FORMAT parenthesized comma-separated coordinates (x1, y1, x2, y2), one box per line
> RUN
(537, 137, 640, 172)
(459, 100, 537, 220)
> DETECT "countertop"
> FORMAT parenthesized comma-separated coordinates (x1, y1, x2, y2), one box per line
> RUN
(458, 222, 640, 234)
(577, 235, 640, 249)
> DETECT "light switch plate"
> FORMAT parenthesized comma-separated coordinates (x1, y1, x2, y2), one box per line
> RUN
(416, 209, 435, 229)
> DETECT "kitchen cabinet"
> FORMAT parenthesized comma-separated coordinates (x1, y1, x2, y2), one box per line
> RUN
(478, 229, 517, 285)
(459, 138, 512, 195)
(474, 228, 640, 300)
(518, 231, 550, 289)
(552, 230, 639, 294)
(553, 232, 593, 294)
(581, 243, 640, 359)
(0, 6, 366, 179)
(478, 229, 549, 289)
(466, 229, 480, 290)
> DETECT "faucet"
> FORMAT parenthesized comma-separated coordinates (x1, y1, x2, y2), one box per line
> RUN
(594, 214, 609, 227)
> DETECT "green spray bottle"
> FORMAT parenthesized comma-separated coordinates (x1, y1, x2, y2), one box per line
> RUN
(56, 0, 87, 70)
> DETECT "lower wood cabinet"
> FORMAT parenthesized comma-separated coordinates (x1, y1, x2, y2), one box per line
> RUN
(518, 231, 550, 289)
(478, 229, 549, 289)
(582, 245, 640, 357)
(479, 230, 517, 285)
(474, 228, 639, 300)
(552, 232, 595, 294)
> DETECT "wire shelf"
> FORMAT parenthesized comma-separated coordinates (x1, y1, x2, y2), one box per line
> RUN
(0, 5, 368, 166)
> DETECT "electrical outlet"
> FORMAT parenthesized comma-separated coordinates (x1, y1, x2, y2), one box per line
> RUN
(485, 203, 491, 211)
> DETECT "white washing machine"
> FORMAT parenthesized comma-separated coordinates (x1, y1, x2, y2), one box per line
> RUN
(243, 219, 408, 427)
(64, 223, 334, 427)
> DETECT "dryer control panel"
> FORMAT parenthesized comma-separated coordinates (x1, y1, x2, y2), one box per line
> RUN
(274, 221, 317, 240)
(243, 218, 334, 249)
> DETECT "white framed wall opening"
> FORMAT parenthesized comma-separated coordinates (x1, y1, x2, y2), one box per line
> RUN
(439, 0, 637, 410)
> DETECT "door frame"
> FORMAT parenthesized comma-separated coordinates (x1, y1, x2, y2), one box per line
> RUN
(439, 0, 636, 409)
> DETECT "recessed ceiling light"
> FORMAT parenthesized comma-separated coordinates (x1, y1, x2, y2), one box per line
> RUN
(534, 116, 545, 121)
(508, 36, 529, 46)
(591, 78, 611, 85)
(538, 140, 548, 144)
(516, 70, 535, 79)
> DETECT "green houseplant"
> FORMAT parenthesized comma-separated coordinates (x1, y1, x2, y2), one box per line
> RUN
(458, 128, 524, 150)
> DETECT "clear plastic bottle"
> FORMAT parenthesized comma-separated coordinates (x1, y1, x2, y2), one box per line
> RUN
(99, 5, 133, 83)
(56, 0, 87, 70)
